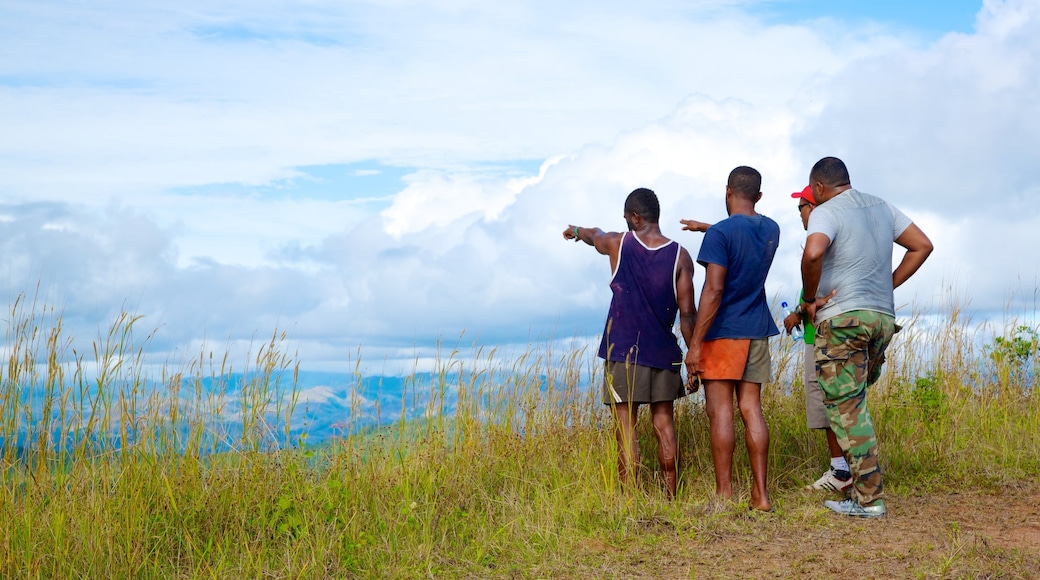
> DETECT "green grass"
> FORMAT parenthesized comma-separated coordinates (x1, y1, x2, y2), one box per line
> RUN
(1, 293, 1038, 578)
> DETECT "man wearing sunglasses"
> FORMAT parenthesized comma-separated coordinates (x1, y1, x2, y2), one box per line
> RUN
(785, 185, 852, 495)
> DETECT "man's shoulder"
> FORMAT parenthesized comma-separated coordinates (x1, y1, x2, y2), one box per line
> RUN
(761, 213, 780, 232)
(710, 214, 749, 232)
(612, 230, 635, 247)
(840, 188, 891, 208)
(847, 188, 875, 202)
(716, 213, 778, 233)
(675, 242, 694, 262)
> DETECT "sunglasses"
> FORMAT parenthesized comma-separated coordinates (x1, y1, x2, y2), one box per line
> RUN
(798, 203, 813, 211)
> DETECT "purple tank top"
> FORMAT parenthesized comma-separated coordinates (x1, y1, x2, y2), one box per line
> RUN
(597, 232, 683, 371)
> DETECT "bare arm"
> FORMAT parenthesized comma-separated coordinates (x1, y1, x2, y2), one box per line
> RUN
(680, 219, 711, 233)
(783, 310, 801, 335)
(800, 232, 831, 323)
(685, 262, 725, 378)
(564, 225, 624, 269)
(892, 223, 933, 289)
(693, 263, 725, 346)
(675, 247, 697, 348)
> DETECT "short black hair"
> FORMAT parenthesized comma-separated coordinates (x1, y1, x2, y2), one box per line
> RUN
(624, 188, 660, 223)
(727, 166, 761, 201)
(810, 157, 851, 188)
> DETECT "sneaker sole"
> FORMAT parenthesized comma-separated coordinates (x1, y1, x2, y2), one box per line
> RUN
(840, 508, 886, 518)
(805, 481, 854, 492)
(824, 502, 887, 518)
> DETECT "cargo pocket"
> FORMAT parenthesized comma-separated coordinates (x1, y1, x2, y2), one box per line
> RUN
(815, 315, 864, 400)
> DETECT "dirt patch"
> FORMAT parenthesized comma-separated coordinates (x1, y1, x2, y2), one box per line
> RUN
(958, 490, 1040, 553)
(564, 484, 1040, 579)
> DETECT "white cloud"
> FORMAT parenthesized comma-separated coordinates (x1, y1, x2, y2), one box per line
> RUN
(793, 0, 1040, 313)
(0, 0, 897, 201)
(2, 0, 1038, 375)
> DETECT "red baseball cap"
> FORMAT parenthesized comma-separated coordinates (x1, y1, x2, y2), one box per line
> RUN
(791, 185, 815, 204)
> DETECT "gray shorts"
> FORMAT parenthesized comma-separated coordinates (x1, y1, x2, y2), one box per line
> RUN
(803, 343, 828, 429)
(742, 338, 772, 384)
(602, 360, 685, 406)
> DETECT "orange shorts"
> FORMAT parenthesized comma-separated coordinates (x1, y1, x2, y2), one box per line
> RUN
(700, 338, 772, 383)
(700, 339, 750, 381)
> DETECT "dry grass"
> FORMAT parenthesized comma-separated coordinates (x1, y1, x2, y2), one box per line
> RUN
(1, 292, 1038, 578)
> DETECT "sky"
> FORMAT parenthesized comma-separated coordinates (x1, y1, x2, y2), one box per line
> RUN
(2, 0, 1039, 375)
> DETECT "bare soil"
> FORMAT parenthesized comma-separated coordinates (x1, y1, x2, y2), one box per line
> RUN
(565, 482, 1040, 579)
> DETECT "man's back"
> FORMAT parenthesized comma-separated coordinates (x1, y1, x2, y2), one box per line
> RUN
(598, 231, 683, 370)
(696, 213, 780, 340)
(808, 189, 912, 321)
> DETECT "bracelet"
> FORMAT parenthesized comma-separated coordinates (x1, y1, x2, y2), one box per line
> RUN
(573, 227, 580, 242)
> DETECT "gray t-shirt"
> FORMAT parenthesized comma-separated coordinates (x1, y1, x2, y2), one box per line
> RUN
(807, 188, 912, 322)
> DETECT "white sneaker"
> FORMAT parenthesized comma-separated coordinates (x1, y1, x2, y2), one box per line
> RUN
(805, 468, 853, 492)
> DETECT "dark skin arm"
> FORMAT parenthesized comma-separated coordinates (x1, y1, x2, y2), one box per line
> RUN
(676, 248, 697, 347)
(679, 219, 711, 233)
(685, 261, 725, 382)
(564, 225, 623, 269)
(800, 232, 831, 323)
(783, 310, 802, 335)
(892, 223, 933, 289)
(675, 247, 698, 388)
(679, 217, 710, 388)
(784, 296, 826, 335)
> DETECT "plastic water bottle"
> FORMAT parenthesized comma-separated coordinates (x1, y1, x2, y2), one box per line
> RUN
(781, 301, 804, 341)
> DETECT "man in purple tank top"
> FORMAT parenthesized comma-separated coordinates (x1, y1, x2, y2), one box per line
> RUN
(563, 188, 697, 499)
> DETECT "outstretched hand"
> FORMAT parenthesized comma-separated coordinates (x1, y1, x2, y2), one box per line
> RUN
(680, 219, 710, 233)
(563, 225, 579, 242)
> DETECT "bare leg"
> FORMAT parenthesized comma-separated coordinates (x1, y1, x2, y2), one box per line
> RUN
(825, 427, 843, 460)
(736, 380, 771, 511)
(650, 401, 678, 499)
(703, 380, 736, 500)
(611, 402, 641, 489)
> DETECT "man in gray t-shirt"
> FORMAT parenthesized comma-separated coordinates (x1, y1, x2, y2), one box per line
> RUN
(800, 157, 933, 518)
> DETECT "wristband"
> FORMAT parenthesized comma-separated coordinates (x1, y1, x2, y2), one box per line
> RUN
(573, 227, 580, 242)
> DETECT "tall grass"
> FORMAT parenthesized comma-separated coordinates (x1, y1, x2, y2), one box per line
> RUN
(0, 293, 1037, 577)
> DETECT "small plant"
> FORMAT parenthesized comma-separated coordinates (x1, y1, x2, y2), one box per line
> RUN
(986, 324, 1039, 390)
(911, 372, 947, 417)
(270, 494, 306, 539)
(988, 325, 1039, 365)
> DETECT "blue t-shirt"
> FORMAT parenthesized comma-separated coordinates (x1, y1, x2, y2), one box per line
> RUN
(696, 213, 780, 340)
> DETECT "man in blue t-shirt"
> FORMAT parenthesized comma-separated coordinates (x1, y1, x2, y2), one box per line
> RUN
(682, 165, 780, 512)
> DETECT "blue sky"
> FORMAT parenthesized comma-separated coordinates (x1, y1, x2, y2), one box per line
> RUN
(1, 0, 1039, 374)
(764, 0, 983, 35)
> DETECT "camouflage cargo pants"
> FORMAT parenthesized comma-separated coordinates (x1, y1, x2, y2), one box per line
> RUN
(815, 310, 896, 506)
